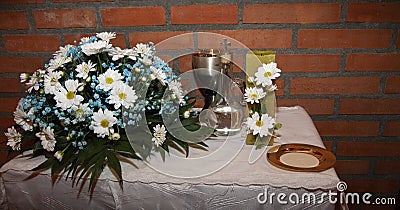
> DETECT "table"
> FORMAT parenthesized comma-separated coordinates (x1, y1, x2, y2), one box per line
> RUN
(0, 106, 340, 209)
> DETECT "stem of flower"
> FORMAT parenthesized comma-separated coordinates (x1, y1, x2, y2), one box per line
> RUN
(62, 142, 71, 153)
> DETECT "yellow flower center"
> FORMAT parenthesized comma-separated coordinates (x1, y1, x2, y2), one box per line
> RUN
(250, 93, 258, 100)
(51, 78, 57, 83)
(264, 71, 272, 77)
(118, 92, 127, 99)
(100, 119, 109, 128)
(66, 91, 75, 100)
(105, 77, 113, 84)
(76, 108, 83, 115)
(82, 65, 90, 73)
(256, 120, 263, 127)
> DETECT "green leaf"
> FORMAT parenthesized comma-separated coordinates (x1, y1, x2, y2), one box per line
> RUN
(274, 123, 282, 130)
(106, 152, 122, 184)
(31, 158, 54, 171)
(254, 135, 269, 149)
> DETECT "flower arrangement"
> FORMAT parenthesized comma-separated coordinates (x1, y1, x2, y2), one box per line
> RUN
(4, 32, 208, 192)
(244, 62, 282, 147)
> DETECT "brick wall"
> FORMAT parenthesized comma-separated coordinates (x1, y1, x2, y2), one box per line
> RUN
(0, 0, 399, 207)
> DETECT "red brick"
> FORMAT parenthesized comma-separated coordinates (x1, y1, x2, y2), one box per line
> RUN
(158, 55, 173, 67)
(290, 77, 380, 95)
(315, 121, 379, 137)
(0, 56, 43, 73)
(397, 32, 400, 48)
(347, 2, 400, 23)
(231, 55, 245, 73)
(0, 78, 22, 93)
(0, 0, 45, 3)
(0, 98, 20, 113)
(335, 160, 370, 175)
(194, 99, 204, 108)
(375, 160, 400, 174)
(344, 178, 399, 193)
(0, 11, 29, 30)
(3, 35, 60, 52)
(129, 31, 193, 50)
(337, 142, 400, 157)
(277, 98, 334, 115)
(0, 151, 19, 166)
(0, 117, 15, 131)
(101, 7, 165, 27)
(385, 76, 400, 94)
(0, 134, 8, 149)
(199, 30, 292, 49)
(298, 29, 392, 48)
(171, 5, 238, 24)
(64, 33, 126, 48)
(340, 98, 400, 114)
(276, 54, 340, 72)
(383, 121, 400, 137)
(178, 54, 192, 73)
(244, 3, 340, 24)
(323, 141, 332, 151)
(346, 54, 400, 71)
(274, 79, 284, 96)
(34, 9, 96, 28)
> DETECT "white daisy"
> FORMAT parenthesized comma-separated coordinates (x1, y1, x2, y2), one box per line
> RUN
(142, 56, 153, 66)
(81, 40, 112, 56)
(98, 69, 124, 91)
(124, 48, 138, 61)
(152, 124, 167, 147)
(20, 73, 29, 83)
(268, 84, 278, 92)
(14, 101, 33, 131)
(109, 47, 125, 61)
(134, 43, 151, 56)
(244, 87, 266, 104)
(54, 151, 63, 161)
(26, 77, 40, 93)
(111, 133, 120, 141)
(96, 32, 116, 42)
(247, 76, 255, 83)
(26, 69, 45, 93)
(183, 110, 190, 118)
(54, 44, 74, 58)
(44, 71, 63, 94)
(254, 62, 281, 87)
(150, 66, 167, 85)
(80, 37, 90, 44)
(75, 60, 96, 79)
(73, 103, 91, 122)
(168, 80, 185, 104)
(48, 54, 72, 72)
(54, 80, 84, 110)
(246, 112, 275, 137)
(36, 126, 56, 152)
(91, 108, 117, 138)
(5, 126, 22, 151)
(108, 83, 138, 109)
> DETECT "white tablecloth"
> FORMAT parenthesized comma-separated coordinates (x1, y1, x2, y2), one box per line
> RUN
(0, 106, 340, 209)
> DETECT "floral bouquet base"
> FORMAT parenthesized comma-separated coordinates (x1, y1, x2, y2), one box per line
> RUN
(4, 32, 209, 194)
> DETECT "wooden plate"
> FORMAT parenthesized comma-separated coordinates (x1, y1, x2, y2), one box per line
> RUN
(267, 143, 336, 172)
